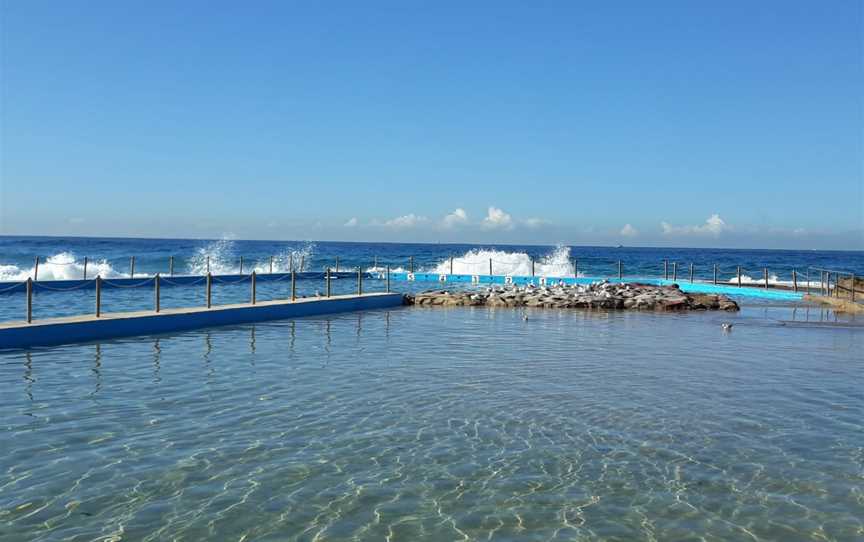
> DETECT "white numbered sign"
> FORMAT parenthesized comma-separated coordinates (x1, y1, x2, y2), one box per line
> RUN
(407, 273, 415, 281)
(471, 275, 480, 284)
(439, 274, 447, 282)
(504, 276, 513, 285)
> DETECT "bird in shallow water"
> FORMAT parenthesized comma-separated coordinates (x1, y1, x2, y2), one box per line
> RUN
(521, 311, 529, 321)
(721, 323, 733, 332)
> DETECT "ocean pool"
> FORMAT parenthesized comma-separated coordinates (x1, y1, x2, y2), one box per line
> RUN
(1, 304, 862, 540)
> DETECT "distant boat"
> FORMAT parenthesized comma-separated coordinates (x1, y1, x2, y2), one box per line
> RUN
(616, 244, 624, 248)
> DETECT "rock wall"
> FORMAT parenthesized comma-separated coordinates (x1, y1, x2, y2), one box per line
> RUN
(405, 282, 740, 311)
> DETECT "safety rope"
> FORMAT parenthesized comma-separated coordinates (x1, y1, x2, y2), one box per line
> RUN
(161, 276, 206, 286)
(0, 281, 26, 293)
(212, 275, 252, 285)
(102, 278, 156, 289)
(33, 281, 93, 292)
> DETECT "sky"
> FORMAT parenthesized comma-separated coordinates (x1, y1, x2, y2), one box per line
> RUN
(1, 0, 862, 249)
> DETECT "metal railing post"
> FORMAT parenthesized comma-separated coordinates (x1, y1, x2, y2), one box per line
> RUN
(851, 274, 856, 302)
(409, 256, 414, 273)
(326, 268, 331, 297)
(300, 256, 305, 271)
(489, 258, 492, 276)
(713, 264, 718, 285)
(450, 256, 454, 275)
(618, 260, 623, 280)
(764, 268, 769, 289)
(531, 258, 535, 277)
(289, 254, 294, 273)
(26, 277, 32, 324)
(574, 259, 578, 278)
(239, 256, 244, 275)
(357, 267, 363, 295)
(663, 259, 668, 280)
(206, 273, 212, 308)
(169, 256, 174, 277)
(672, 262, 678, 282)
(270, 255, 274, 274)
(386, 265, 391, 293)
(335, 256, 339, 273)
(130, 256, 135, 278)
(33, 256, 39, 281)
(95, 276, 102, 317)
(155, 274, 161, 313)
(251, 271, 257, 304)
(792, 269, 797, 292)
(291, 269, 296, 301)
(689, 263, 694, 283)
(806, 269, 811, 295)
(83, 257, 88, 280)
(737, 266, 742, 287)
(206, 256, 210, 275)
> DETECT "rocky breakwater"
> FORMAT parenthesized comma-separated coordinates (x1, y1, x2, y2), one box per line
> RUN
(405, 281, 740, 311)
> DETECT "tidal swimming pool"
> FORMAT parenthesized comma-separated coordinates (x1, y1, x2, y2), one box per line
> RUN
(1, 305, 862, 541)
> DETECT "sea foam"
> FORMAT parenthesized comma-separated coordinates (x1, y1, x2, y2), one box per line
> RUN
(0, 252, 122, 281)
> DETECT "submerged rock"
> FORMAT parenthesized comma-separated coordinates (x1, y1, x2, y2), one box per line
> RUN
(403, 282, 739, 312)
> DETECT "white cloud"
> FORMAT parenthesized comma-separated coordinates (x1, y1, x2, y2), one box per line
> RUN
(441, 208, 468, 229)
(344, 217, 358, 227)
(620, 224, 638, 237)
(481, 206, 514, 230)
(522, 217, 548, 229)
(661, 213, 729, 236)
(383, 213, 428, 229)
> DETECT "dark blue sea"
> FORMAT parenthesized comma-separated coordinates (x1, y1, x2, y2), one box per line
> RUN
(2, 235, 862, 281)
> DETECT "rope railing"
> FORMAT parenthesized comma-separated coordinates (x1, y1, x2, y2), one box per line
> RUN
(10, 265, 388, 325)
(33, 281, 93, 292)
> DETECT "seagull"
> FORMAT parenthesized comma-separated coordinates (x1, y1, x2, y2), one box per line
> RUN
(721, 323, 733, 332)
(521, 311, 529, 322)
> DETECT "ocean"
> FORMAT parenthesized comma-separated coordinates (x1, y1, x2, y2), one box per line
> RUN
(1, 236, 862, 540)
(2, 235, 863, 282)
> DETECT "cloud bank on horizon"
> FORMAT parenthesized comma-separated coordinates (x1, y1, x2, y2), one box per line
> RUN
(328, 206, 860, 249)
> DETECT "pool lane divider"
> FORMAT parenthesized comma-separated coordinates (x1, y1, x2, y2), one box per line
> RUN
(389, 272, 804, 301)
(0, 292, 404, 350)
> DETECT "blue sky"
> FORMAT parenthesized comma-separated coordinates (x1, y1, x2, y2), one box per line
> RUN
(1, 1, 861, 249)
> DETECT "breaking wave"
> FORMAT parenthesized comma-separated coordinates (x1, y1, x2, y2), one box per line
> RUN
(186, 239, 317, 275)
(0, 252, 123, 281)
(427, 245, 579, 277)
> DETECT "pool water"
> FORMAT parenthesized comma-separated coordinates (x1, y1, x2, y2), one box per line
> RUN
(1, 304, 862, 540)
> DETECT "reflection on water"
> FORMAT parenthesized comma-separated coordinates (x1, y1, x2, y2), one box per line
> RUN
(90, 343, 102, 397)
(1, 304, 862, 541)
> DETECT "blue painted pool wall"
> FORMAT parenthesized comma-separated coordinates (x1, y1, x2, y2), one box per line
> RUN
(0, 294, 404, 350)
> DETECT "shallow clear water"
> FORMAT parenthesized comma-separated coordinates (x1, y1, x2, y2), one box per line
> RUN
(1, 305, 862, 541)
